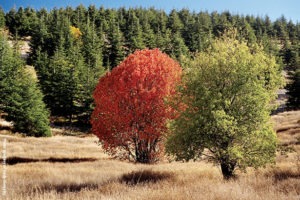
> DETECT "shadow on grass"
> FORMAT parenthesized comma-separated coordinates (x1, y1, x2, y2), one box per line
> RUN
(6, 156, 97, 165)
(33, 182, 99, 193)
(273, 170, 300, 181)
(266, 168, 300, 182)
(120, 169, 174, 185)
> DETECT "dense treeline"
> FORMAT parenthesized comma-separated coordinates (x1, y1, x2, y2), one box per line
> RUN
(0, 5, 299, 125)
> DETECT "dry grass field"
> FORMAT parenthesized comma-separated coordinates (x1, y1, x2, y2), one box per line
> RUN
(0, 111, 299, 200)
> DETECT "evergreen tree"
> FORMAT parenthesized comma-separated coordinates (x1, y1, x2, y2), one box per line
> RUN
(167, 9, 183, 34)
(5, 8, 18, 37)
(193, 12, 212, 52)
(105, 18, 125, 69)
(28, 14, 49, 65)
(73, 4, 87, 29)
(141, 14, 156, 48)
(287, 69, 300, 110)
(20, 7, 39, 36)
(41, 49, 76, 118)
(0, 7, 5, 28)
(169, 31, 189, 59)
(274, 16, 288, 43)
(80, 21, 106, 120)
(179, 9, 196, 51)
(0, 32, 51, 136)
(287, 44, 300, 110)
(7, 70, 51, 136)
(125, 10, 145, 53)
(238, 19, 257, 44)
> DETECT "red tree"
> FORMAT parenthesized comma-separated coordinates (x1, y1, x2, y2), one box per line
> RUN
(91, 49, 182, 163)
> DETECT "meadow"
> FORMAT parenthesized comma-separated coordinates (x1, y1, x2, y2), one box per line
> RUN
(0, 110, 299, 200)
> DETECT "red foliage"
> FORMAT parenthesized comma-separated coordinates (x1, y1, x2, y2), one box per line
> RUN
(91, 49, 182, 163)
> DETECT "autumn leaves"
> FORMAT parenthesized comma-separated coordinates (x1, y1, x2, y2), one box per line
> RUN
(91, 49, 181, 163)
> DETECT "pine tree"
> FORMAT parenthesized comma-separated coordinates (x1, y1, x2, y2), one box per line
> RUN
(125, 10, 145, 53)
(287, 69, 300, 110)
(287, 44, 300, 110)
(5, 8, 18, 37)
(168, 9, 183, 34)
(192, 12, 212, 52)
(80, 21, 106, 121)
(179, 9, 196, 52)
(141, 14, 156, 49)
(0, 32, 51, 136)
(42, 49, 76, 118)
(73, 4, 87, 29)
(7, 70, 51, 136)
(105, 18, 125, 69)
(0, 7, 5, 28)
(170, 31, 189, 59)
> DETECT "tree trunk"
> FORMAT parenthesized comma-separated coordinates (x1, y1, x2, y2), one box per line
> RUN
(136, 149, 151, 164)
(220, 160, 236, 180)
(135, 140, 152, 164)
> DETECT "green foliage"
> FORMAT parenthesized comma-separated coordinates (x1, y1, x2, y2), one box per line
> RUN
(125, 11, 145, 53)
(5, 7, 38, 37)
(166, 35, 283, 179)
(6, 71, 51, 137)
(0, 7, 5, 28)
(39, 50, 77, 117)
(8, 6, 298, 71)
(105, 18, 125, 69)
(0, 33, 51, 136)
(287, 67, 300, 110)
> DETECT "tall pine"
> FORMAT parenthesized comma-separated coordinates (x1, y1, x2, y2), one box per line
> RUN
(0, 32, 51, 136)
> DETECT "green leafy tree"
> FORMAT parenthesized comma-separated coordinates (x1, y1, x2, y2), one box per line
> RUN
(166, 35, 283, 179)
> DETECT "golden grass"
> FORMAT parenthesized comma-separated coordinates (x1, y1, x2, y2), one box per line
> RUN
(0, 110, 299, 199)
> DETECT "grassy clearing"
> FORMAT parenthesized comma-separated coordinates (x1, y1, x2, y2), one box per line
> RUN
(0, 111, 299, 200)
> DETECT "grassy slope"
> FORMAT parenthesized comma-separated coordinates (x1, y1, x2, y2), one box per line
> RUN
(0, 111, 299, 200)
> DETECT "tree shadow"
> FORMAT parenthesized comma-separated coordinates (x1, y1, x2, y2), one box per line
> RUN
(119, 169, 174, 185)
(266, 168, 300, 182)
(33, 182, 99, 193)
(6, 156, 97, 165)
(273, 170, 300, 182)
